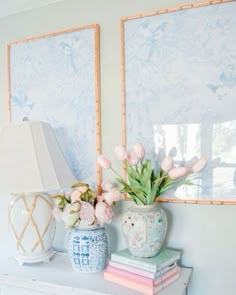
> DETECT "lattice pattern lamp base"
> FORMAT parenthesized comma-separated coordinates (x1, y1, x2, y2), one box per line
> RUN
(8, 192, 55, 266)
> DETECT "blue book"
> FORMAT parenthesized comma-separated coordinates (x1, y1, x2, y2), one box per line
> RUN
(111, 248, 181, 272)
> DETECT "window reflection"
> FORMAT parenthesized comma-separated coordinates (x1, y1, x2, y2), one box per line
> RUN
(153, 121, 236, 200)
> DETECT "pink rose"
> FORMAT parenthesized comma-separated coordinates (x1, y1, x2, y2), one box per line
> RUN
(95, 201, 113, 225)
(98, 155, 111, 169)
(101, 181, 113, 192)
(161, 156, 173, 172)
(127, 150, 139, 165)
(168, 166, 189, 180)
(70, 190, 81, 203)
(96, 194, 104, 202)
(79, 201, 95, 226)
(78, 185, 88, 193)
(192, 158, 207, 173)
(133, 143, 145, 159)
(64, 193, 71, 200)
(103, 188, 121, 205)
(62, 203, 80, 227)
(114, 145, 127, 161)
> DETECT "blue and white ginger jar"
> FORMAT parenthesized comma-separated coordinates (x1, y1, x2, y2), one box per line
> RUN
(67, 225, 108, 273)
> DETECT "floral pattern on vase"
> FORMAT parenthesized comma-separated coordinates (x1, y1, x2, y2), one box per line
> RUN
(67, 225, 108, 272)
(122, 204, 167, 258)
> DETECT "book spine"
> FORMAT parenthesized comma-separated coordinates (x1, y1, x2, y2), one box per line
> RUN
(109, 260, 156, 278)
(106, 265, 153, 285)
(153, 272, 180, 295)
(104, 271, 154, 295)
(109, 260, 177, 280)
(111, 253, 179, 272)
(154, 263, 177, 280)
(104, 271, 180, 295)
(154, 267, 180, 286)
(106, 265, 180, 288)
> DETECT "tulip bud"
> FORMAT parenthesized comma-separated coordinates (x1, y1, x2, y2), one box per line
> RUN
(169, 166, 189, 180)
(192, 158, 207, 173)
(127, 150, 139, 165)
(161, 156, 173, 172)
(114, 145, 127, 161)
(133, 143, 145, 159)
(98, 155, 111, 169)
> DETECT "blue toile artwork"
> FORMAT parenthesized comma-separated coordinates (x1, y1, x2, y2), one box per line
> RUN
(122, 1, 236, 201)
(8, 26, 100, 189)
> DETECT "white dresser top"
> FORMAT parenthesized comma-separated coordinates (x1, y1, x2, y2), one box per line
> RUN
(0, 252, 192, 295)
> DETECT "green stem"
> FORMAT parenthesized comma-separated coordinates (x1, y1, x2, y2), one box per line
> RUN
(153, 174, 169, 184)
(110, 166, 145, 203)
(110, 167, 123, 179)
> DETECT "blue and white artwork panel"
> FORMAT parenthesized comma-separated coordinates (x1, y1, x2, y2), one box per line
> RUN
(9, 27, 99, 189)
(123, 2, 236, 200)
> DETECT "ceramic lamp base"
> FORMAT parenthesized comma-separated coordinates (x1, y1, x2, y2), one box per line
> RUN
(16, 249, 54, 266)
(8, 192, 55, 265)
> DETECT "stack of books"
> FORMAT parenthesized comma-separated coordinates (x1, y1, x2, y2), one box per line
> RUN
(104, 248, 181, 295)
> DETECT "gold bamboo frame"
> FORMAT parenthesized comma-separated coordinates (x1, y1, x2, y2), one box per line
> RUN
(7, 24, 102, 189)
(121, 0, 236, 205)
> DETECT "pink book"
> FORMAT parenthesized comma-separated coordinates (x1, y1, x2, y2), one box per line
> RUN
(106, 265, 180, 287)
(108, 260, 177, 280)
(104, 270, 180, 295)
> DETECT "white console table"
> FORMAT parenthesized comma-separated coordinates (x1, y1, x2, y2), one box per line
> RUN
(0, 253, 192, 295)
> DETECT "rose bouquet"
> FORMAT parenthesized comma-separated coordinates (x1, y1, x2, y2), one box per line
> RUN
(98, 143, 207, 205)
(52, 181, 120, 228)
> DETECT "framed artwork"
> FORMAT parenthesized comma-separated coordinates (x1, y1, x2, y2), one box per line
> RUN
(121, 0, 236, 204)
(7, 24, 101, 190)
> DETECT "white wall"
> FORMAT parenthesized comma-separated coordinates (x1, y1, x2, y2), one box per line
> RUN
(0, 1, 235, 295)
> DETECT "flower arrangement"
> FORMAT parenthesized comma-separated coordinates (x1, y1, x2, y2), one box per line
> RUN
(52, 181, 120, 228)
(98, 143, 207, 205)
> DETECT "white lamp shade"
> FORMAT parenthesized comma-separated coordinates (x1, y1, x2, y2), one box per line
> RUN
(0, 120, 76, 193)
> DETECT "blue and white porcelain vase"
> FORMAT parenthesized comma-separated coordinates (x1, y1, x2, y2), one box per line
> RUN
(122, 203, 167, 258)
(67, 225, 108, 273)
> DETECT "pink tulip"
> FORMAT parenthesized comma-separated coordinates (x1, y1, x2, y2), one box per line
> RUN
(192, 158, 207, 173)
(79, 201, 95, 226)
(103, 188, 121, 205)
(114, 145, 127, 161)
(168, 166, 189, 180)
(133, 143, 145, 159)
(98, 155, 111, 169)
(70, 190, 81, 203)
(189, 156, 199, 166)
(161, 156, 173, 172)
(127, 150, 139, 165)
(95, 201, 114, 225)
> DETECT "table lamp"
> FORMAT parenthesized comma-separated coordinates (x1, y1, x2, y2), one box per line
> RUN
(0, 120, 76, 265)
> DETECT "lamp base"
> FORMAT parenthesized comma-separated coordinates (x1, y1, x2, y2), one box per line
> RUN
(16, 249, 54, 266)
(8, 192, 55, 266)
